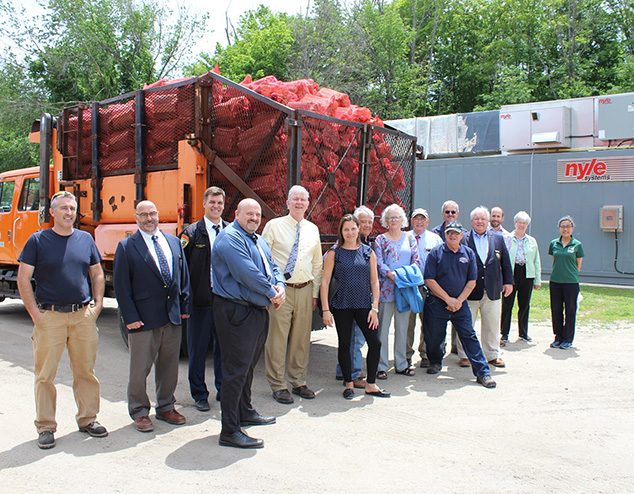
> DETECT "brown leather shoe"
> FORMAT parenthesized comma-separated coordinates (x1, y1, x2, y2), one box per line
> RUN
(273, 389, 294, 404)
(133, 416, 154, 432)
(352, 378, 366, 389)
(488, 358, 506, 368)
(156, 409, 186, 425)
(292, 385, 316, 399)
(458, 358, 470, 367)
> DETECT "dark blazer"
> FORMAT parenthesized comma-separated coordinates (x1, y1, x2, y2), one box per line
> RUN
(114, 230, 191, 332)
(465, 230, 513, 301)
(179, 218, 229, 308)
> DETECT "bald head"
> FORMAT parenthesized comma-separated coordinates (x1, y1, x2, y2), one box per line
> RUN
(236, 199, 262, 233)
(135, 200, 159, 234)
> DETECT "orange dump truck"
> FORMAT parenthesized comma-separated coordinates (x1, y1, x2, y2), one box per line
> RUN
(0, 71, 416, 311)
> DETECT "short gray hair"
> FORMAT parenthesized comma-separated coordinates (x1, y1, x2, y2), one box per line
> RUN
(288, 185, 309, 201)
(380, 204, 408, 228)
(441, 200, 459, 213)
(514, 211, 531, 225)
(353, 206, 374, 221)
(558, 215, 575, 228)
(50, 190, 76, 209)
(470, 206, 490, 221)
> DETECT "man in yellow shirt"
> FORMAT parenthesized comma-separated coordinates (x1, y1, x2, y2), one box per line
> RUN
(262, 185, 323, 404)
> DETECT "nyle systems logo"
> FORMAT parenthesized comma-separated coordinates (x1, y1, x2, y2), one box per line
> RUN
(562, 159, 610, 182)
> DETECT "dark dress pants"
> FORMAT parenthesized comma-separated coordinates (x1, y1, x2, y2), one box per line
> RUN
(213, 297, 269, 433)
(423, 295, 490, 377)
(501, 264, 534, 339)
(332, 308, 381, 384)
(188, 303, 223, 402)
(549, 281, 579, 343)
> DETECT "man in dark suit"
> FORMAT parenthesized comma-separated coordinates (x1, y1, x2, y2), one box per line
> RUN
(114, 200, 191, 433)
(180, 186, 228, 412)
(460, 206, 513, 369)
(212, 198, 286, 449)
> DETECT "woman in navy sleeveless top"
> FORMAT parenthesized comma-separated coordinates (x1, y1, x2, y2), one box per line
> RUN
(321, 214, 390, 399)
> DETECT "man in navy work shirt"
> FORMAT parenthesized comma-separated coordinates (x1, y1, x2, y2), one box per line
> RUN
(423, 221, 496, 388)
(17, 190, 107, 449)
(212, 198, 286, 449)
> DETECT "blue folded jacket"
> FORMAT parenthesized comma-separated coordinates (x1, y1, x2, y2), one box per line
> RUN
(393, 264, 425, 314)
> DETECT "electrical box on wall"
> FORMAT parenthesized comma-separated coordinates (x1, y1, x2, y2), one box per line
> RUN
(600, 205, 623, 232)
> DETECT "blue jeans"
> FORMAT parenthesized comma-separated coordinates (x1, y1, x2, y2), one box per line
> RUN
(335, 321, 365, 379)
(423, 295, 490, 377)
(188, 305, 223, 402)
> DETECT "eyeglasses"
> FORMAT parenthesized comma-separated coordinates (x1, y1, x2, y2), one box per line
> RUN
(136, 211, 159, 219)
(559, 224, 573, 229)
(446, 231, 461, 236)
(444, 210, 457, 215)
(387, 216, 402, 221)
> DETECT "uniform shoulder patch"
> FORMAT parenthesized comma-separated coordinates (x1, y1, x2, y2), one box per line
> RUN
(180, 234, 190, 248)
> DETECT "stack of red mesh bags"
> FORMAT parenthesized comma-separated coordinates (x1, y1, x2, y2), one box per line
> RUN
(210, 69, 405, 233)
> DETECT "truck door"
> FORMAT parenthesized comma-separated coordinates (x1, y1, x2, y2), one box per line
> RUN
(13, 177, 41, 256)
(0, 179, 17, 263)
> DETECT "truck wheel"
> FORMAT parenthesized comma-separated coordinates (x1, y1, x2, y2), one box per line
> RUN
(118, 308, 129, 349)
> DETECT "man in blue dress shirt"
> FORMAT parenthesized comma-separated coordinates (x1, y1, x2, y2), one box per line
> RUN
(211, 198, 286, 449)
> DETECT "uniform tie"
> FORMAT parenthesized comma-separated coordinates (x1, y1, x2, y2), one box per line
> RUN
(152, 234, 172, 285)
(284, 222, 300, 280)
(212, 224, 220, 235)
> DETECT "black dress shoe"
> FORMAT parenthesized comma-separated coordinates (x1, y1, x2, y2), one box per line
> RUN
(219, 430, 264, 449)
(195, 399, 211, 411)
(240, 412, 276, 426)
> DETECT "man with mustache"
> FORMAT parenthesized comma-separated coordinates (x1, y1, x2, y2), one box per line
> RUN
(114, 200, 191, 433)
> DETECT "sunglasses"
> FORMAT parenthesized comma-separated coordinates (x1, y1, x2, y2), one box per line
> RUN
(444, 210, 457, 215)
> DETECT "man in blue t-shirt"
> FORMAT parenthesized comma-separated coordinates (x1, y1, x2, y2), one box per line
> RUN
(17, 190, 107, 450)
(422, 221, 496, 388)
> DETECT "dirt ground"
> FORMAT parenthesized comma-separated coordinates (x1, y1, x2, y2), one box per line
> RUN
(1, 296, 633, 494)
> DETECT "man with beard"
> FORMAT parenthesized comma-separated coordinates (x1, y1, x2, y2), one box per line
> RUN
(114, 200, 191, 433)
(212, 198, 285, 448)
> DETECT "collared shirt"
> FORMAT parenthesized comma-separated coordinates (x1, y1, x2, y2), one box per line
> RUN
(548, 236, 584, 284)
(488, 225, 512, 251)
(472, 231, 489, 265)
(139, 229, 173, 277)
(515, 235, 527, 265)
(413, 229, 443, 274)
(211, 220, 285, 307)
(262, 214, 323, 298)
(203, 216, 223, 287)
(424, 243, 477, 298)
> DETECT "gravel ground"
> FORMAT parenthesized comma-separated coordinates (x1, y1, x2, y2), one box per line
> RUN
(1, 297, 633, 494)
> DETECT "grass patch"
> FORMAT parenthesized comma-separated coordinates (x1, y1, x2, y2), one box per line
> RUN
(519, 283, 634, 325)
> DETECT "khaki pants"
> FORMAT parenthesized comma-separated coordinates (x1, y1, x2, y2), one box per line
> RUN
(265, 283, 313, 391)
(458, 296, 502, 361)
(32, 307, 100, 433)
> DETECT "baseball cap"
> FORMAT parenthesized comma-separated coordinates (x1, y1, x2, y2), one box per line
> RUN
(444, 221, 463, 234)
(411, 208, 429, 219)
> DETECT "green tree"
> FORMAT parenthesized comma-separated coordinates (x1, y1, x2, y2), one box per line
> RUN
(185, 6, 294, 81)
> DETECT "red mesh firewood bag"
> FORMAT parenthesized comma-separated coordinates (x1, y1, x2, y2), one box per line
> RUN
(213, 127, 240, 156)
(214, 96, 251, 128)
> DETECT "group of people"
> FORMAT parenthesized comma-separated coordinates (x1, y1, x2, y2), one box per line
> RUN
(17, 188, 584, 451)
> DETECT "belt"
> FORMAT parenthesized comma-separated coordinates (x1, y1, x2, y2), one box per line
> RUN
(286, 281, 311, 289)
(38, 302, 89, 313)
(515, 262, 526, 266)
(217, 296, 267, 311)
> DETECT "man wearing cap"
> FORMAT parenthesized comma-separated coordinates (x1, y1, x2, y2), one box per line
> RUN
(262, 185, 323, 404)
(461, 206, 514, 369)
(432, 200, 465, 242)
(423, 221, 496, 388)
(17, 190, 107, 449)
(406, 208, 442, 368)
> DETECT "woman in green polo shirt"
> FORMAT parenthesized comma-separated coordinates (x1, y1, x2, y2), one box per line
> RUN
(548, 216, 584, 350)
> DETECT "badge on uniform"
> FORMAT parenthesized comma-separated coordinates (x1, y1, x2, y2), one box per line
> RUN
(180, 234, 189, 248)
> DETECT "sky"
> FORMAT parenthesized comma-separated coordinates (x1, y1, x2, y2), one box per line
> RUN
(3, 0, 311, 60)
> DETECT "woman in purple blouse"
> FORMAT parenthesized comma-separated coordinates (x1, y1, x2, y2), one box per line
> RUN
(374, 204, 420, 379)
